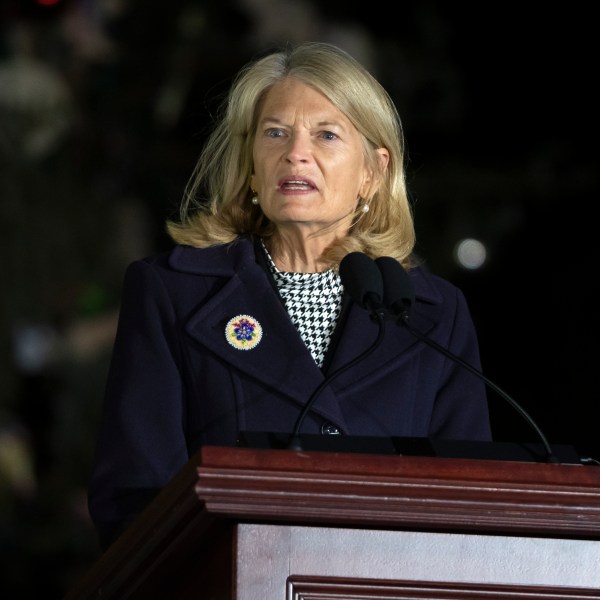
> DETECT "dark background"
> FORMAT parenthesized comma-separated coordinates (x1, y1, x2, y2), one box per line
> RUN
(1, 1, 598, 596)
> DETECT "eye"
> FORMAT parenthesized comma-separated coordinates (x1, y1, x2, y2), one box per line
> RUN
(265, 128, 285, 138)
(320, 131, 338, 141)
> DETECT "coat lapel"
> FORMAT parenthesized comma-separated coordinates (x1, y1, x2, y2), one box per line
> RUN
(169, 241, 351, 428)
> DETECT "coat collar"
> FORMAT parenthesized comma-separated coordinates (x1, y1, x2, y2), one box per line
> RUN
(168, 238, 255, 276)
(169, 239, 444, 306)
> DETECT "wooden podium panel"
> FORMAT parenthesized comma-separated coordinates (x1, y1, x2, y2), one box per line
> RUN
(64, 446, 600, 599)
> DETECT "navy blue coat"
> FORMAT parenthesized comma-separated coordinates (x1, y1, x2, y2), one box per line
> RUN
(88, 237, 491, 547)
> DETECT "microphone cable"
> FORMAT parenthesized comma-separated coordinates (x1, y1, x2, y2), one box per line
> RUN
(287, 253, 386, 450)
(375, 255, 559, 464)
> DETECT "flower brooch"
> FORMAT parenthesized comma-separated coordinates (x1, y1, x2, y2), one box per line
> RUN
(225, 314, 263, 350)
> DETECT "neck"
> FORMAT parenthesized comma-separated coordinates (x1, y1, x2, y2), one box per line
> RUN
(264, 233, 333, 273)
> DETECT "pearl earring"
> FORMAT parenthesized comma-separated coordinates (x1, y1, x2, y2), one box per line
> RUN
(362, 203, 370, 213)
(251, 194, 259, 205)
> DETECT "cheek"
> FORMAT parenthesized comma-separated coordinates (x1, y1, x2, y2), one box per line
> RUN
(354, 160, 372, 195)
(345, 160, 370, 196)
(252, 151, 272, 185)
(251, 165, 265, 190)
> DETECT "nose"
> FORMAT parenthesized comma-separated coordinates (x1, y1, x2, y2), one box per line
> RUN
(285, 132, 311, 164)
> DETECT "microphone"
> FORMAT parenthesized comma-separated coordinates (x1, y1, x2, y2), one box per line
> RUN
(375, 256, 415, 317)
(287, 253, 386, 450)
(338, 252, 386, 319)
(375, 255, 560, 464)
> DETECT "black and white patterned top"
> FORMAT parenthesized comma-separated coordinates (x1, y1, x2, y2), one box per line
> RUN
(261, 241, 343, 367)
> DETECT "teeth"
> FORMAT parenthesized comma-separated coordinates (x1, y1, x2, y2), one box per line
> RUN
(284, 180, 311, 187)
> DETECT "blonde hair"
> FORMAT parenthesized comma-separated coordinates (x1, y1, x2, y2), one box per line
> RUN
(167, 41, 416, 268)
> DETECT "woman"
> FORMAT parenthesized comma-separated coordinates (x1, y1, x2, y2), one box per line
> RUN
(88, 42, 492, 550)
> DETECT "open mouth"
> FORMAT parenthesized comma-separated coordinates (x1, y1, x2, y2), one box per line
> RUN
(278, 178, 316, 192)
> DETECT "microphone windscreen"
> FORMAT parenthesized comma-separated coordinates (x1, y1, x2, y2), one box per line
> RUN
(339, 252, 383, 309)
(375, 256, 415, 311)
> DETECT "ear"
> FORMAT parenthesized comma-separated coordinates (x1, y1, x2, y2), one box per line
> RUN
(359, 147, 390, 198)
(375, 147, 390, 172)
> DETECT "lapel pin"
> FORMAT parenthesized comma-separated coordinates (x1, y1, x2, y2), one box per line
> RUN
(225, 314, 263, 350)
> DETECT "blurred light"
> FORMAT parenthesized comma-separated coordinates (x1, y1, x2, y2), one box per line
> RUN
(12, 323, 60, 373)
(454, 238, 487, 270)
(0, 426, 37, 498)
(0, 57, 72, 160)
(36, 0, 61, 5)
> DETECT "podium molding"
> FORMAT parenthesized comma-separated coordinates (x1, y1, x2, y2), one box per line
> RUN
(65, 445, 600, 599)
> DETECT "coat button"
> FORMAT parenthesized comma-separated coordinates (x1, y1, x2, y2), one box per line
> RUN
(321, 422, 340, 435)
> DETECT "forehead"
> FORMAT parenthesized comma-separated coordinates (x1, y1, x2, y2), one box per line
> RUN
(259, 78, 350, 124)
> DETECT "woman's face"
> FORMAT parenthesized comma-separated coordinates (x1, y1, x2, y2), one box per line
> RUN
(251, 78, 385, 238)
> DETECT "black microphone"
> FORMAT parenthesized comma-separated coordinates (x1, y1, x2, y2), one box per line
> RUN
(339, 252, 386, 319)
(375, 256, 415, 317)
(375, 255, 560, 464)
(287, 253, 386, 450)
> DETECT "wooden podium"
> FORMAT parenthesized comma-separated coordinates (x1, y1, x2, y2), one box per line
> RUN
(65, 446, 600, 599)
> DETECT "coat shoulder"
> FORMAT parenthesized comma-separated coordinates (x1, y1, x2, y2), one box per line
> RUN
(408, 265, 465, 306)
